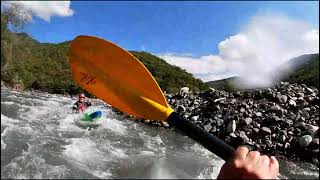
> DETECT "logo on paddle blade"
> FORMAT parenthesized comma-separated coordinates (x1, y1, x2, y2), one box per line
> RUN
(79, 72, 96, 85)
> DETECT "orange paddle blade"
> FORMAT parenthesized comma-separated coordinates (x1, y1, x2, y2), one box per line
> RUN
(68, 35, 173, 121)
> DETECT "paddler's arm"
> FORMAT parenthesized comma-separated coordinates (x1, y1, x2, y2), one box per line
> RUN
(72, 103, 80, 113)
(87, 100, 93, 106)
(217, 146, 279, 179)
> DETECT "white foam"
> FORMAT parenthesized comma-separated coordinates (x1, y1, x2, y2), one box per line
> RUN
(1, 101, 15, 105)
(2, 145, 70, 179)
(1, 114, 21, 128)
(196, 159, 225, 179)
(63, 138, 108, 165)
(139, 150, 155, 156)
(189, 143, 220, 159)
(59, 114, 83, 132)
(6, 94, 18, 99)
(283, 162, 319, 177)
(91, 170, 112, 179)
(98, 116, 127, 136)
(1, 127, 8, 150)
(139, 133, 166, 154)
(149, 158, 178, 179)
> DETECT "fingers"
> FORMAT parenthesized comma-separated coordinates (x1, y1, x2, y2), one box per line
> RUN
(269, 156, 279, 176)
(257, 155, 270, 168)
(246, 151, 260, 165)
(234, 146, 250, 160)
(218, 146, 280, 179)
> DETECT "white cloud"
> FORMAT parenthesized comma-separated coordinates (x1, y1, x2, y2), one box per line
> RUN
(2, 1, 74, 22)
(159, 13, 319, 88)
(158, 53, 232, 81)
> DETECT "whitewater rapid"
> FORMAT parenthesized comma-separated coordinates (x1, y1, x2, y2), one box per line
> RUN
(1, 88, 319, 179)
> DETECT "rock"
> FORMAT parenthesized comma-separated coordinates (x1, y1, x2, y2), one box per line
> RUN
(222, 111, 230, 121)
(209, 87, 215, 92)
(214, 97, 226, 103)
(312, 158, 319, 166)
(278, 135, 286, 142)
(279, 129, 287, 136)
(204, 124, 212, 132)
(191, 115, 199, 121)
(270, 105, 283, 116)
(261, 127, 272, 134)
(241, 102, 250, 109)
(297, 93, 304, 98)
(211, 126, 217, 133)
(277, 95, 288, 103)
(1, 81, 6, 88)
(144, 120, 150, 123)
(306, 87, 314, 94)
(216, 118, 224, 127)
(303, 107, 311, 112)
(254, 143, 260, 149)
(225, 136, 231, 143)
(164, 82, 319, 163)
(295, 111, 302, 120)
(299, 135, 313, 147)
(243, 117, 252, 125)
(230, 133, 237, 138)
(252, 121, 260, 128)
(227, 120, 236, 133)
(290, 113, 296, 120)
(285, 119, 293, 125)
(180, 87, 189, 94)
(240, 131, 249, 142)
(270, 105, 281, 111)
(288, 99, 297, 107)
(284, 142, 290, 149)
(312, 138, 319, 146)
(177, 105, 186, 113)
(162, 122, 169, 128)
(253, 128, 259, 133)
(297, 97, 306, 104)
(290, 96, 298, 101)
(294, 122, 306, 128)
(276, 143, 283, 148)
(266, 140, 273, 147)
(268, 115, 283, 124)
(306, 125, 319, 135)
(255, 112, 262, 117)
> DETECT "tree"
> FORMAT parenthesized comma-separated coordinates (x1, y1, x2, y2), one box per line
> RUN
(1, 3, 29, 75)
(1, 3, 30, 33)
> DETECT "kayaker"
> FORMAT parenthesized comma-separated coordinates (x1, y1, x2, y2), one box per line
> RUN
(217, 146, 279, 179)
(72, 93, 93, 113)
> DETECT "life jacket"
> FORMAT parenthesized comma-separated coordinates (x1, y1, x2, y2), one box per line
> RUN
(75, 101, 88, 112)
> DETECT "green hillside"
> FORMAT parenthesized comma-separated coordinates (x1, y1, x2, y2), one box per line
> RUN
(285, 54, 319, 88)
(1, 25, 208, 94)
(206, 76, 240, 92)
(206, 54, 319, 91)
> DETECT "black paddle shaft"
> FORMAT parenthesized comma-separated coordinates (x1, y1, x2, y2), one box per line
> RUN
(167, 112, 235, 161)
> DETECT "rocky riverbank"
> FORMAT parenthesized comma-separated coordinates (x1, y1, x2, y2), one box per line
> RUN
(137, 82, 319, 165)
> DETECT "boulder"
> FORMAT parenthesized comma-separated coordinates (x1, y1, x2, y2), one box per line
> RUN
(227, 120, 236, 133)
(299, 135, 313, 147)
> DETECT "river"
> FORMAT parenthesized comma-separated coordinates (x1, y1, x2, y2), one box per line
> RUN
(1, 88, 318, 179)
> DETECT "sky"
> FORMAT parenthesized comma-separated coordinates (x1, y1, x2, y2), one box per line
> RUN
(1, 1, 319, 86)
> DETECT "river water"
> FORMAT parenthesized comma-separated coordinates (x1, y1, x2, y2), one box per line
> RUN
(1, 88, 319, 179)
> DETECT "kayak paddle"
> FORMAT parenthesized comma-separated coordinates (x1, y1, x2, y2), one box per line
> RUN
(68, 35, 235, 161)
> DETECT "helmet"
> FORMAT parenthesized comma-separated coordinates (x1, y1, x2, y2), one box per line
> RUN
(79, 93, 86, 99)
